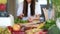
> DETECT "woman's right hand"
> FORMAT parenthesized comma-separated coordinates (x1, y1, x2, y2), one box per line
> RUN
(18, 13, 24, 19)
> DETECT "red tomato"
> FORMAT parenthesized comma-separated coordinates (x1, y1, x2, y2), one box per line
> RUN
(43, 29, 48, 34)
(39, 31, 43, 34)
(39, 30, 47, 34)
(0, 4, 6, 11)
(35, 29, 48, 34)
(11, 31, 25, 34)
(43, 29, 48, 32)
(7, 26, 13, 32)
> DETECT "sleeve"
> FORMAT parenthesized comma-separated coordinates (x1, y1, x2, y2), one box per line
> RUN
(35, 3, 42, 15)
(17, 3, 23, 16)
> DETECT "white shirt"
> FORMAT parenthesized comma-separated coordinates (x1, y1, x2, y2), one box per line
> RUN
(28, 3, 31, 17)
(17, 2, 42, 20)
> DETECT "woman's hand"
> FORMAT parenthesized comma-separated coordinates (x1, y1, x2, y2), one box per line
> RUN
(18, 13, 24, 19)
(28, 16, 34, 22)
(34, 15, 40, 20)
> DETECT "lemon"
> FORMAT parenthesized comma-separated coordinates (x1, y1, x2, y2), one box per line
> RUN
(0, 0, 7, 4)
(13, 24, 21, 31)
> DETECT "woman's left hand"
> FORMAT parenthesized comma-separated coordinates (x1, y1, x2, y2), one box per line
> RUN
(28, 17, 34, 22)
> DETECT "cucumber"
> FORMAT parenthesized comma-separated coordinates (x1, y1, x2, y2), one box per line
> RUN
(14, 18, 28, 24)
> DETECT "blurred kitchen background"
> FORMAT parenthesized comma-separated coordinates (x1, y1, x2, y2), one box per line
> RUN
(8, 0, 54, 20)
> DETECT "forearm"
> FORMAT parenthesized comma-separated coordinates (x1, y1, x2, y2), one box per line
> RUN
(43, 8, 48, 20)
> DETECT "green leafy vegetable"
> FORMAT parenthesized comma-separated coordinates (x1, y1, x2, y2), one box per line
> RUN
(14, 18, 28, 24)
(43, 19, 56, 30)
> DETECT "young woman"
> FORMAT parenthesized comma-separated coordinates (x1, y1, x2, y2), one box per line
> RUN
(17, 0, 42, 22)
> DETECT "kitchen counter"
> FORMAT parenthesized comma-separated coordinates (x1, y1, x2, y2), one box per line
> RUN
(0, 14, 14, 27)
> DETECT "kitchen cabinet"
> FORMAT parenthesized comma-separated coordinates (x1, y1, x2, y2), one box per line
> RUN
(8, 0, 16, 18)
